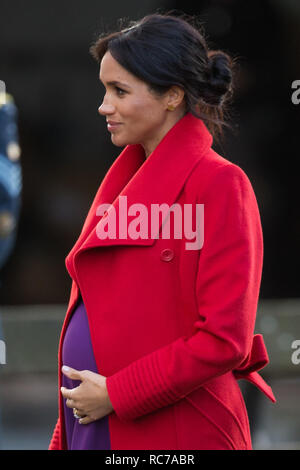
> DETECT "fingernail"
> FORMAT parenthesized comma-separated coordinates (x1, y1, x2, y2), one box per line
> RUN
(62, 365, 70, 372)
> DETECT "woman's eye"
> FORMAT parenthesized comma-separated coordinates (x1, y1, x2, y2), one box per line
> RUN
(115, 87, 126, 96)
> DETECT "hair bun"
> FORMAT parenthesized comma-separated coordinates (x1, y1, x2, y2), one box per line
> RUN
(201, 50, 233, 106)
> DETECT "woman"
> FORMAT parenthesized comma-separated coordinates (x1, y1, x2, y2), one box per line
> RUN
(49, 12, 276, 451)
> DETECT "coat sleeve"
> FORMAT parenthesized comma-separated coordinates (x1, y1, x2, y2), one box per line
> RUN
(48, 418, 61, 450)
(105, 163, 264, 422)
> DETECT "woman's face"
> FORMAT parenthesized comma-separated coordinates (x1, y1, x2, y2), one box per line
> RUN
(98, 51, 185, 157)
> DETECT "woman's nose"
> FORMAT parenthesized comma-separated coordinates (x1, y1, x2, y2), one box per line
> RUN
(98, 100, 115, 116)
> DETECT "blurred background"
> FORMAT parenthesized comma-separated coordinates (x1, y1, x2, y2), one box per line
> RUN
(0, 0, 299, 450)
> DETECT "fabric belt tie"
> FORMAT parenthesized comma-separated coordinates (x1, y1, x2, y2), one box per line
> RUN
(233, 334, 276, 403)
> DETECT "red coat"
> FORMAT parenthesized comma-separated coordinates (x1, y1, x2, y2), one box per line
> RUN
(49, 112, 276, 450)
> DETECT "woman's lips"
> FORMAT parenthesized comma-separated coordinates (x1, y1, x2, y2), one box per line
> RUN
(107, 122, 122, 131)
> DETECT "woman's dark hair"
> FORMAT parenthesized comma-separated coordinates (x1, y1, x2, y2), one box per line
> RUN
(89, 12, 235, 141)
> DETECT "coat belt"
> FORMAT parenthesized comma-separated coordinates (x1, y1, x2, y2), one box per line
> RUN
(233, 334, 276, 403)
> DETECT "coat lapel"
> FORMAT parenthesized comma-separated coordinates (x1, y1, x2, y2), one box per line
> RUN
(66, 112, 212, 279)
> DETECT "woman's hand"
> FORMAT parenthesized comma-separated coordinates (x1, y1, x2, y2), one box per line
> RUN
(61, 365, 114, 424)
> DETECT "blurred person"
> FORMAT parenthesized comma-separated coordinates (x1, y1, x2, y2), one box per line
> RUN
(49, 12, 276, 451)
(0, 93, 22, 273)
(0, 90, 22, 446)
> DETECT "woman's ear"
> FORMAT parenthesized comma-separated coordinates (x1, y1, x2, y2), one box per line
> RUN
(166, 85, 186, 111)
(168, 85, 185, 107)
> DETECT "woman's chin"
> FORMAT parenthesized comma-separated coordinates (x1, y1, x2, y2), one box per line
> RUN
(110, 135, 125, 146)
(110, 134, 134, 148)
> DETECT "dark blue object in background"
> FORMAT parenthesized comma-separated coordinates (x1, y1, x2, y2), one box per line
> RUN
(0, 90, 22, 445)
(0, 92, 22, 275)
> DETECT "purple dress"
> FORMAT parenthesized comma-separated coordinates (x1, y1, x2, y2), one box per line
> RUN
(62, 295, 111, 449)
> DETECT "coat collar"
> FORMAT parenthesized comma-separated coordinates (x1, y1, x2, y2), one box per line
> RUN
(66, 112, 212, 276)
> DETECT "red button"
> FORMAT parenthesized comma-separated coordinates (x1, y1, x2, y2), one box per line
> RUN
(160, 248, 174, 262)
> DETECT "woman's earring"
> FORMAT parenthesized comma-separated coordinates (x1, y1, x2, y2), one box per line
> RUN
(167, 105, 175, 111)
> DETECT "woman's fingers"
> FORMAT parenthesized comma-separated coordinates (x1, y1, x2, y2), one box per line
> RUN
(61, 387, 78, 409)
(73, 407, 86, 418)
(61, 365, 83, 381)
(60, 367, 112, 423)
(65, 398, 76, 408)
(78, 415, 95, 425)
(60, 366, 86, 408)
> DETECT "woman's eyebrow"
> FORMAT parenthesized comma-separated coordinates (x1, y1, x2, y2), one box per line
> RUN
(99, 78, 131, 89)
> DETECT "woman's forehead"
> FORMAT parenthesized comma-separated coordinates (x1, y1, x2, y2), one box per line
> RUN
(100, 52, 126, 77)
(99, 53, 142, 89)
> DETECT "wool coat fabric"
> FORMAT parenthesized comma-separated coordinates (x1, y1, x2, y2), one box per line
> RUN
(49, 112, 276, 450)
